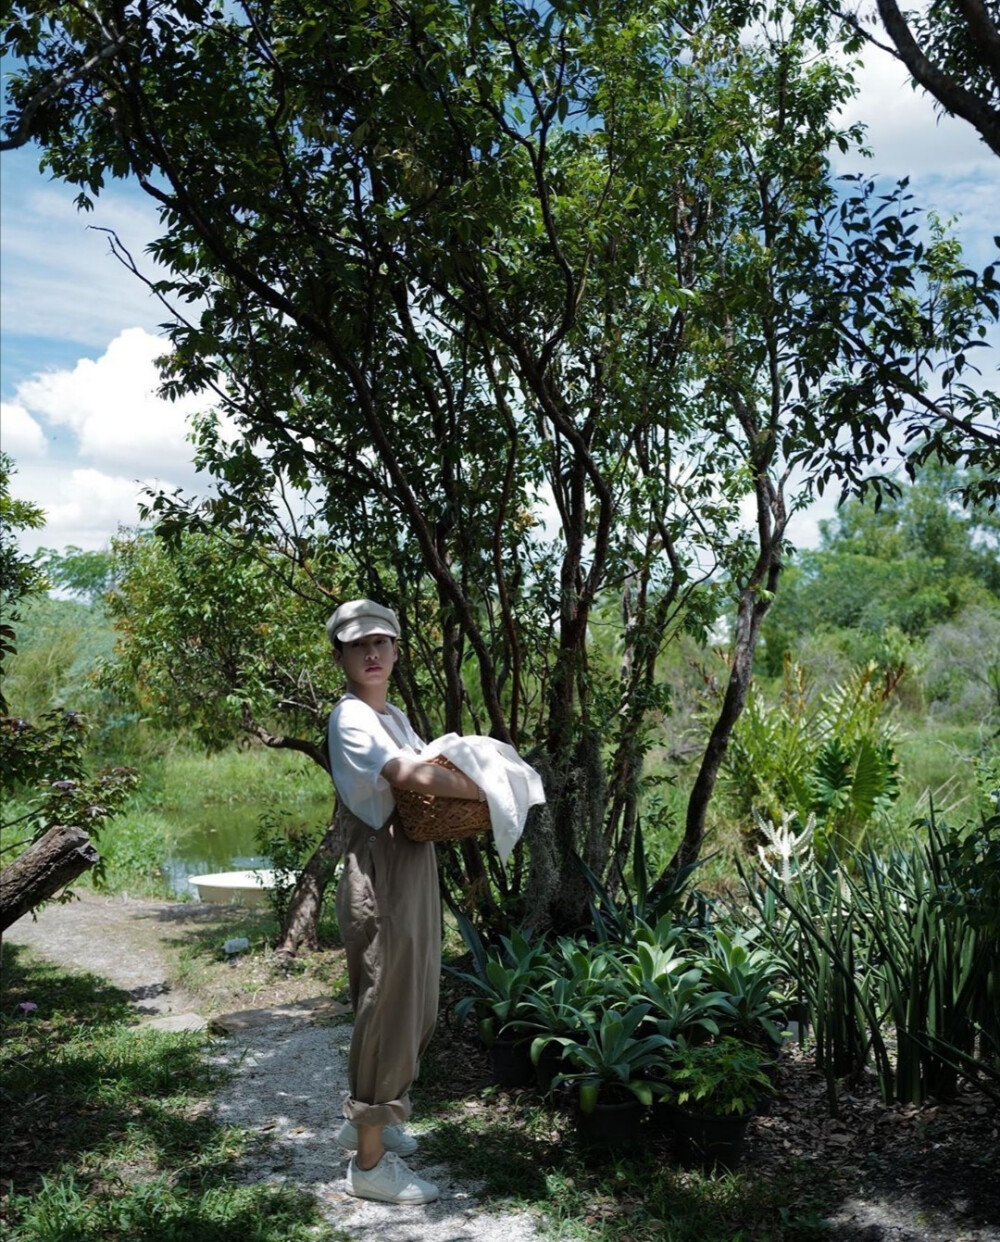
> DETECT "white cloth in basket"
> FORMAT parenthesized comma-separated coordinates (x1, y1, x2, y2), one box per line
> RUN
(419, 734, 546, 865)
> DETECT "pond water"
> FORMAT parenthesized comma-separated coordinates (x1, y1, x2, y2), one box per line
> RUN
(159, 795, 333, 900)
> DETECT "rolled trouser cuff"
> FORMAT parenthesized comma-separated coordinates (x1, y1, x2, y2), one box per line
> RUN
(343, 1093, 410, 1128)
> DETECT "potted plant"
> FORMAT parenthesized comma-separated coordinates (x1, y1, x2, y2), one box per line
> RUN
(510, 977, 595, 1094)
(615, 935, 736, 1046)
(543, 1003, 673, 1148)
(696, 928, 791, 1053)
(447, 921, 551, 1086)
(659, 1035, 775, 1171)
(511, 938, 621, 1093)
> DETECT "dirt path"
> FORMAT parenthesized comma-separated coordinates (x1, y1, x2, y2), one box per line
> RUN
(3, 890, 207, 1019)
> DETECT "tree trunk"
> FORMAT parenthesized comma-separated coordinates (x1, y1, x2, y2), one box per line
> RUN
(276, 818, 342, 956)
(0, 825, 100, 932)
(656, 561, 782, 893)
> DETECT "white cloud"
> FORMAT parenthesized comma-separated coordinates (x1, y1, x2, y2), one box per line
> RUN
(13, 328, 210, 477)
(14, 463, 154, 553)
(834, 46, 995, 181)
(832, 44, 1000, 270)
(7, 329, 223, 553)
(0, 152, 168, 349)
(1, 400, 47, 458)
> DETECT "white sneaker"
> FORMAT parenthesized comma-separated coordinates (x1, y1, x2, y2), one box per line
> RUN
(336, 1120, 419, 1156)
(345, 1151, 439, 1204)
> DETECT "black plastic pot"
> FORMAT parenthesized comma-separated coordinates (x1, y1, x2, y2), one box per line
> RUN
(534, 1041, 572, 1095)
(648, 1098, 677, 1136)
(575, 1094, 647, 1149)
(488, 1036, 535, 1088)
(664, 1102, 752, 1172)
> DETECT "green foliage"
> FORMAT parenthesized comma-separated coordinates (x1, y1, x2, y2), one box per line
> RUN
(575, 820, 709, 945)
(695, 929, 790, 1049)
(0, 453, 47, 711)
(761, 470, 1000, 681)
(922, 605, 1000, 724)
(447, 919, 552, 1045)
(37, 544, 116, 604)
(721, 660, 902, 858)
(0, 708, 139, 873)
(1, 593, 116, 721)
(102, 531, 332, 752)
(253, 804, 324, 927)
(664, 1035, 775, 1118)
(741, 808, 1000, 1107)
(0, 950, 339, 1241)
(551, 1004, 673, 1112)
(614, 925, 732, 1045)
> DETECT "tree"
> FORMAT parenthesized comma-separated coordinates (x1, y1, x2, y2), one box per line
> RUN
(0, 458, 138, 924)
(759, 467, 1000, 676)
(832, 0, 1000, 159)
(5, 1, 995, 933)
(1, 453, 46, 714)
(37, 545, 116, 605)
(102, 529, 343, 951)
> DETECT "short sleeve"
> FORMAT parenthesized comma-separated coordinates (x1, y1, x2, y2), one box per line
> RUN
(328, 697, 420, 828)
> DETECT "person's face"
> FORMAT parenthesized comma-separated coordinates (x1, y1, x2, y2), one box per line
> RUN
(334, 633, 399, 689)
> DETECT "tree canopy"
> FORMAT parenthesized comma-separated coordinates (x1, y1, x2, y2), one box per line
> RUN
(759, 467, 1000, 678)
(4, 0, 997, 929)
(0, 453, 46, 712)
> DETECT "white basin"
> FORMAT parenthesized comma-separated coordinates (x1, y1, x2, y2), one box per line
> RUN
(188, 869, 288, 907)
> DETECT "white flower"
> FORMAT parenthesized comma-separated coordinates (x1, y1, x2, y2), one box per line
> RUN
(755, 809, 816, 886)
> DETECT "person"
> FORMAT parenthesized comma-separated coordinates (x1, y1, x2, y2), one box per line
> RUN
(325, 598, 485, 1206)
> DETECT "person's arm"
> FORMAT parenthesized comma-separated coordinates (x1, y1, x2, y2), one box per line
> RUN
(381, 755, 484, 801)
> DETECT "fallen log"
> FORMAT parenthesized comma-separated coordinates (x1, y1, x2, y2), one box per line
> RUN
(0, 825, 100, 932)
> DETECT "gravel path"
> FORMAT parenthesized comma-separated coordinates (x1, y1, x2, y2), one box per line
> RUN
(4, 894, 545, 1242)
(210, 1021, 543, 1241)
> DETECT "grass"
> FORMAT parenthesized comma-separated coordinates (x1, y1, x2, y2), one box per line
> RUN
(892, 720, 988, 822)
(0, 948, 347, 1242)
(163, 906, 346, 1010)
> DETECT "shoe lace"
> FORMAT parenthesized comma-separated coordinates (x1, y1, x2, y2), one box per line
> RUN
(380, 1152, 409, 1188)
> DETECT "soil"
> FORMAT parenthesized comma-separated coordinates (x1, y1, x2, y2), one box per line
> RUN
(4, 891, 999, 1242)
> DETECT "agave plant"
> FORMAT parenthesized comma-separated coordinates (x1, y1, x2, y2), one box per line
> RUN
(696, 928, 791, 1050)
(545, 1003, 674, 1113)
(615, 936, 734, 1044)
(446, 916, 551, 1047)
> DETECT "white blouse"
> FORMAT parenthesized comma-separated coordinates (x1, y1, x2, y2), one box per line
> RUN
(327, 694, 423, 829)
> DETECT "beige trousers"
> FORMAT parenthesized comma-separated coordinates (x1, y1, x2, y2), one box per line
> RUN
(336, 804, 441, 1127)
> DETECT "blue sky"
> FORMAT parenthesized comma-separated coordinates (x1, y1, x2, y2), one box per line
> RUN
(2, 43, 998, 555)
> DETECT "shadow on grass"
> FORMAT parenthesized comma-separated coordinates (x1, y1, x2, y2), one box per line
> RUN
(423, 1105, 834, 1242)
(147, 901, 343, 963)
(422, 1116, 554, 1200)
(1, 944, 228, 1193)
(1, 947, 342, 1241)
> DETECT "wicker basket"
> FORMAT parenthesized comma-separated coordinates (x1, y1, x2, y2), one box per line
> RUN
(394, 756, 492, 845)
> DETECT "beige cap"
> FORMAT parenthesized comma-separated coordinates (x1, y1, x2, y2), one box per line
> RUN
(326, 599, 400, 645)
